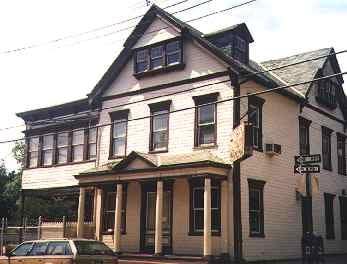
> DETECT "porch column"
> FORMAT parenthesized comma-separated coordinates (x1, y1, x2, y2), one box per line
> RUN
(204, 177, 212, 259)
(154, 180, 163, 255)
(77, 187, 86, 238)
(95, 188, 104, 240)
(114, 184, 123, 254)
(221, 180, 229, 258)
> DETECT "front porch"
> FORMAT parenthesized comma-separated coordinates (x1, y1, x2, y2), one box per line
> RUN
(75, 151, 232, 261)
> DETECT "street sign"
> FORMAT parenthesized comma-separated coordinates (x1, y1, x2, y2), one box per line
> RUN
(294, 164, 320, 174)
(294, 154, 321, 165)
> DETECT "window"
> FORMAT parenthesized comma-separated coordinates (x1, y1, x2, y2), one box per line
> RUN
(57, 132, 69, 164)
(149, 101, 171, 152)
(248, 96, 265, 151)
(42, 135, 54, 166)
(299, 117, 311, 155)
(317, 78, 337, 109)
(46, 242, 72, 255)
(72, 130, 84, 162)
(11, 242, 33, 256)
(337, 133, 346, 175)
(193, 93, 218, 147)
(29, 242, 49, 256)
(103, 185, 127, 234)
(234, 36, 247, 63)
(166, 40, 181, 65)
(74, 241, 114, 256)
(134, 38, 183, 75)
(248, 179, 265, 237)
(110, 110, 129, 158)
(28, 137, 39, 168)
(322, 127, 333, 171)
(339, 196, 347, 240)
(150, 45, 164, 69)
(88, 128, 97, 160)
(189, 178, 221, 235)
(324, 193, 335, 239)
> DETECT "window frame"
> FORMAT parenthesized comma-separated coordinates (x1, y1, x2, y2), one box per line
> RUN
(193, 93, 219, 148)
(248, 96, 265, 152)
(87, 127, 98, 160)
(133, 37, 184, 78)
(337, 133, 346, 176)
(248, 179, 266, 238)
(56, 132, 69, 165)
(109, 110, 129, 159)
(71, 129, 85, 163)
(102, 184, 128, 235)
(26, 137, 40, 168)
(322, 126, 333, 171)
(188, 177, 221, 236)
(41, 134, 55, 167)
(299, 117, 312, 155)
(149, 100, 171, 153)
(324, 193, 336, 240)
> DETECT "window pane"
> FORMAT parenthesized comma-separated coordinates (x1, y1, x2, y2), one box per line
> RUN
(113, 138, 125, 156)
(194, 210, 203, 231)
(137, 61, 148, 73)
(153, 131, 168, 150)
(137, 50, 147, 62)
(250, 212, 260, 233)
(57, 133, 68, 147)
(211, 188, 219, 209)
(167, 53, 180, 65)
(29, 137, 39, 151)
(89, 128, 97, 143)
(211, 209, 220, 231)
(29, 152, 38, 168)
(72, 130, 84, 145)
(153, 112, 168, 131)
(89, 143, 97, 159)
(151, 46, 163, 58)
(198, 104, 215, 124)
(46, 242, 72, 256)
(74, 241, 114, 256)
(248, 105, 259, 127)
(30, 242, 49, 256)
(250, 189, 260, 211)
(43, 150, 53, 166)
(57, 147, 68, 164)
(151, 58, 164, 69)
(72, 145, 84, 162)
(42, 135, 54, 149)
(198, 125, 215, 145)
(193, 188, 204, 208)
(113, 122, 126, 138)
(12, 242, 33, 256)
(166, 41, 179, 53)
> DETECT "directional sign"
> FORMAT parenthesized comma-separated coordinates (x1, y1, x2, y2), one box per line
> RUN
(294, 164, 320, 174)
(294, 154, 321, 165)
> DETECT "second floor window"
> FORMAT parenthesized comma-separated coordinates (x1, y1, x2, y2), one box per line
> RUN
(72, 130, 84, 162)
(299, 117, 311, 155)
(337, 133, 346, 175)
(322, 127, 333, 171)
(42, 135, 54, 166)
(88, 128, 97, 160)
(28, 137, 39, 168)
(110, 110, 129, 158)
(193, 93, 218, 147)
(57, 132, 69, 164)
(248, 96, 264, 151)
(149, 101, 171, 152)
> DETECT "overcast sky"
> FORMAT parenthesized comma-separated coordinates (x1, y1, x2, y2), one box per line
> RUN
(0, 0, 346, 170)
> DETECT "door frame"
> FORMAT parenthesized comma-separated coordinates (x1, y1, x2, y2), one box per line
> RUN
(140, 180, 174, 254)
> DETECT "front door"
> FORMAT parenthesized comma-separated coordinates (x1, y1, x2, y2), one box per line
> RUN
(140, 182, 173, 254)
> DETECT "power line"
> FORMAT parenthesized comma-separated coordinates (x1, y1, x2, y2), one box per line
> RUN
(3, 71, 346, 145)
(29, 49, 347, 126)
(0, 0, 190, 55)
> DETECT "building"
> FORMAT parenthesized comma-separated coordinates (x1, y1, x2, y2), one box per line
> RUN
(16, 4, 347, 262)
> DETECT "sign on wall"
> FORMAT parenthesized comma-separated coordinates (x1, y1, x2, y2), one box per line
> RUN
(230, 121, 253, 162)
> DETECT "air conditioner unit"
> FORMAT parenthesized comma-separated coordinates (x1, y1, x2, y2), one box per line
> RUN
(265, 143, 281, 155)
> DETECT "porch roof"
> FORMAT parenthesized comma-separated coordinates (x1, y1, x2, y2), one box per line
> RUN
(76, 150, 231, 177)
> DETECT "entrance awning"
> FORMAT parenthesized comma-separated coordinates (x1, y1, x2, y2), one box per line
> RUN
(75, 151, 231, 186)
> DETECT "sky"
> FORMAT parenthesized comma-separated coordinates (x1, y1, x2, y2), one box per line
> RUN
(0, 0, 346, 171)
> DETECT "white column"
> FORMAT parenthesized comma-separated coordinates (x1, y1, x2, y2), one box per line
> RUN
(77, 187, 86, 238)
(114, 184, 123, 253)
(221, 180, 229, 256)
(154, 180, 163, 255)
(204, 177, 212, 257)
(94, 188, 104, 241)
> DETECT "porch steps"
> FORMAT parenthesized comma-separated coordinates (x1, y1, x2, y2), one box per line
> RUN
(119, 253, 208, 264)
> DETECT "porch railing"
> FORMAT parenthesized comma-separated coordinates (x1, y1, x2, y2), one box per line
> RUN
(0, 217, 95, 255)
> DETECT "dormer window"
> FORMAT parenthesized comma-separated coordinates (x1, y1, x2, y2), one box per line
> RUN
(134, 38, 183, 78)
(234, 36, 247, 64)
(316, 78, 338, 109)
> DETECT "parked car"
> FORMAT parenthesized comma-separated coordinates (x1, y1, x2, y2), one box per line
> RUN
(0, 239, 118, 264)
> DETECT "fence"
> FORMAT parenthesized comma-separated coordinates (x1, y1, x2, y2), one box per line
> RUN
(0, 217, 95, 255)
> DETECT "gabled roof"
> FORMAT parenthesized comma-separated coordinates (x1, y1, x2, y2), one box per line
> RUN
(78, 150, 230, 176)
(260, 48, 344, 97)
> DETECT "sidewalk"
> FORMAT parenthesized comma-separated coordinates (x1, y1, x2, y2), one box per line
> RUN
(254, 255, 346, 264)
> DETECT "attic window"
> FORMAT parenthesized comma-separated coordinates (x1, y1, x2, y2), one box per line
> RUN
(316, 78, 337, 109)
(134, 38, 183, 78)
(234, 36, 247, 64)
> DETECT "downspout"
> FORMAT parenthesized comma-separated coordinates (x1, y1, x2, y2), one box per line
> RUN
(229, 69, 243, 262)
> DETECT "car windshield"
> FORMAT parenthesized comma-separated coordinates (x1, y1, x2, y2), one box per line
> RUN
(74, 241, 114, 256)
